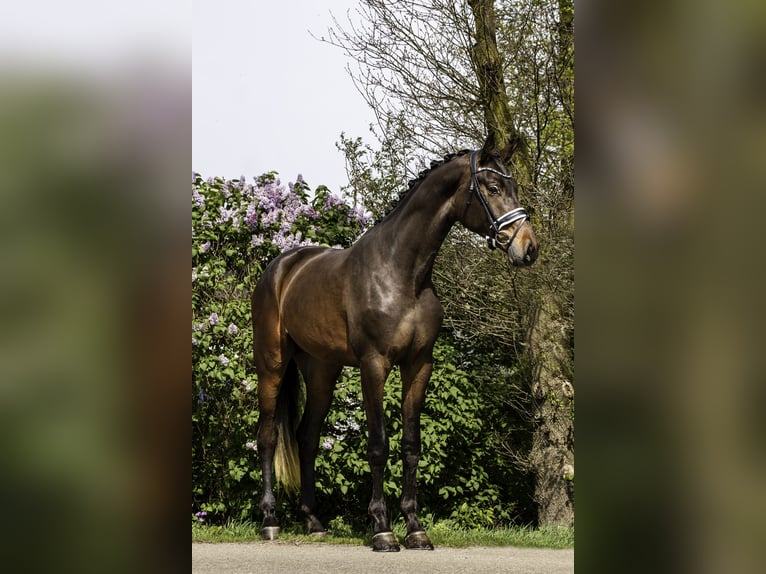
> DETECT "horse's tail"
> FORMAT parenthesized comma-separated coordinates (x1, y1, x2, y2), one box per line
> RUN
(273, 359, 303, 495)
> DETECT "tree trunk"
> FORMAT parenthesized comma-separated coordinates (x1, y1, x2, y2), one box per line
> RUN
(527, 294, 575, 526)
(467, 0, 527, 166)
(469, 0, 574, 527)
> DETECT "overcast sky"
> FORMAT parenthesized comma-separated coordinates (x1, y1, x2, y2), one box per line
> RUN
(193, 0, 374, 194)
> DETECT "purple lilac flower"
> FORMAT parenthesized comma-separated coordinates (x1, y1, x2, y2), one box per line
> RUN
(219, 354, 229, 367)
(251, 235, 265, 248)
(351, 205, 372, 226)
(218, 205, 238, 224)
(245, 441, 258, 452)
(244, 203, 259, 228)
(195, 511, 207, 522)
(272, 233, 288, 252)
(273, 232, 302, 253)
(323, 193, 345, 210)
(257, 196, 275, 213)
(259, 208, 279, 228)
(241, 379, 252, 392)
(321, 438, 334, 450)
(192, 188, 205, 208)
(208, 312, 219, 326)
(192, 337, 198, 346)
(200, 241, 211, 253)
(228, 323, 238, 335)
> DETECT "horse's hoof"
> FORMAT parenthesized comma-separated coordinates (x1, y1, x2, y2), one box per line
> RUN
(305, 516, 327, 536)
(404, 530, 434, 550)
(371, 531, 400, 552)
(260, 526, 281, 540)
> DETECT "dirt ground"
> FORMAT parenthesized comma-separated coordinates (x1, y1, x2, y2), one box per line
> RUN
(192, 541, 574, 574)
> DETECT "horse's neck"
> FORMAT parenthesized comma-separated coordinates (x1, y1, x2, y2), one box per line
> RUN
(365, 172, 459, 290)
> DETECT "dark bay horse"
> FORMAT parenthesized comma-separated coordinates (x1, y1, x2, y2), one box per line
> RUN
(251, 145, 538, 551)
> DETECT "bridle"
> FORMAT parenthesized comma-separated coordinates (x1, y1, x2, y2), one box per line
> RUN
(466, 150, 530, 251)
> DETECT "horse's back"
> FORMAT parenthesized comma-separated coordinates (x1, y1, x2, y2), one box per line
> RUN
(254, 246, 333, 303)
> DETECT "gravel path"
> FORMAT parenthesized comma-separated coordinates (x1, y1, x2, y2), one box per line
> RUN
(192, 541, 574, 574)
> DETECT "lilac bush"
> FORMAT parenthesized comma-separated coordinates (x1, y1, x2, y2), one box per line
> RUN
(192, 171, 369, 521)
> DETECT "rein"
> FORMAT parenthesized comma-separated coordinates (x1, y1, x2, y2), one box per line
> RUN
(466, 150, 529, 251)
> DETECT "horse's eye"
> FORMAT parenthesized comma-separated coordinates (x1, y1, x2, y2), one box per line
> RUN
(488, 185, 500, 196)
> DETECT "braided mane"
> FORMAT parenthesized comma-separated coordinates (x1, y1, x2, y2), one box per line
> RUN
(374, 149, 473, 225)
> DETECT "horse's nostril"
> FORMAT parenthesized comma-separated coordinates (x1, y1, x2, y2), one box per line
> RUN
(526, 243, 538, 263)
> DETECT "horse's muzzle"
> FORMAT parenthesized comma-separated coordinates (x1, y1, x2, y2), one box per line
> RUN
(521, 241, 538, 265)
(499, 227, 538, 267)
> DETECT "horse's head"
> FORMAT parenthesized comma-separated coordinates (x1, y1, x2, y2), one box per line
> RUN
(458, 147, 538, 267)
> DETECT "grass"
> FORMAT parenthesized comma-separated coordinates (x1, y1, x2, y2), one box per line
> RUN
(192, 519, 574, 549)
(192, 520, 364, 546)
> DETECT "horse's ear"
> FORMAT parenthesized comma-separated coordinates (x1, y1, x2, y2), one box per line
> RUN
(498, 134, 525, 164)
(480, 131, 499, 163)
(482, 131, 525, 164)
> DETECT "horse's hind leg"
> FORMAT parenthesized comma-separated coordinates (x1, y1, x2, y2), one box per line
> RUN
(255, 364, 286, 539)
(295, 355, 341, 535)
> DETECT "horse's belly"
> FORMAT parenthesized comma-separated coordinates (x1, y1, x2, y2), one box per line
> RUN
(284, 314, 358, 366)
(280, 270, 357, 365)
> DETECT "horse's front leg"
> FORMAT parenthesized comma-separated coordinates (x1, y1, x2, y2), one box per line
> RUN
(399, 356, 435, 550)
(360, 356, 399, 552)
